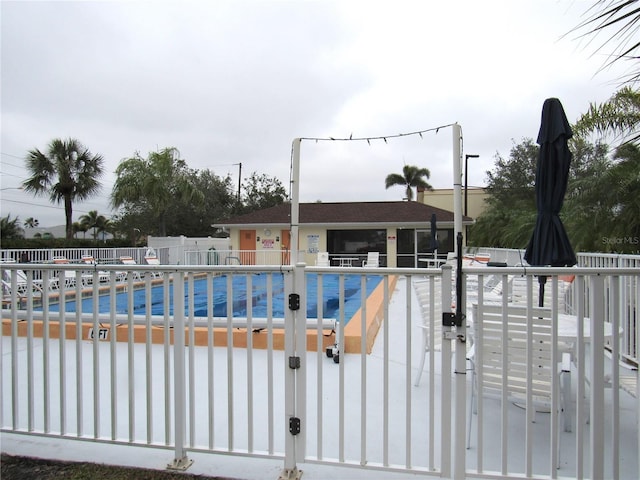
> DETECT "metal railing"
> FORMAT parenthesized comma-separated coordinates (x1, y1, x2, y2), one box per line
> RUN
(1, 258, 639, 479)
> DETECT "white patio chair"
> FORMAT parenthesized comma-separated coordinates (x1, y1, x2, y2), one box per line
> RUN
(362, 251, 379, 268)
(468, 303, 572, 466)
(316, 252, 330, 267)
(413, 276, 444, 386)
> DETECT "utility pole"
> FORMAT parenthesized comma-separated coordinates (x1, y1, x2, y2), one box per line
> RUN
(237, 162, 242, 202)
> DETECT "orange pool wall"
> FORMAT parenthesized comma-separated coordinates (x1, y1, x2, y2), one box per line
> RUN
(2, 275, 398, 355)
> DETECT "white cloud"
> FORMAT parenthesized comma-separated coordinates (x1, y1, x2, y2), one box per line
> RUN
(1, 0, 631, 227)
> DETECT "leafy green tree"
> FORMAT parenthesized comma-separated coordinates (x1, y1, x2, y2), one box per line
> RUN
(238, 172, 287, 214)
(169, 169, 236, 236)
(561, 138, 613, 252)
(1, 214, 24, 239)
(470, 136, 619, 252)
(384, 165, 433, 201)
(111, 148, 204, 236)
(468, 139, 538, 248)
(112, 168, 236, 238)
(24, 217, 39, 228)
(22, 138, 104, 240)
(110, 209, 151, 244)
(588, 142, 640, 252)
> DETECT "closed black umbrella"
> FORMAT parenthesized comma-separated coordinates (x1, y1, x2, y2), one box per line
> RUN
(429, 213, 439, 261)
(524, 98, 577, 306)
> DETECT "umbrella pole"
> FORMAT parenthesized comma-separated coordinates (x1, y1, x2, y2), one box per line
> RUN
(538, 276, 547, 307)
(456, 232, 463, 321)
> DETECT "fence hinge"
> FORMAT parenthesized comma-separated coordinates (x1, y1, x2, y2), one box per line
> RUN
(288, 293, 300, 311)
(289, 416, 301, 435)
(442, 311, 466, 327)
(288, 356, 300, 369)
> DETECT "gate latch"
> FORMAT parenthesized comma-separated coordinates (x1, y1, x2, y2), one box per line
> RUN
(442, 311, 465, 327)
(288, 293, 300, 311)
(289, 417, 301, 435)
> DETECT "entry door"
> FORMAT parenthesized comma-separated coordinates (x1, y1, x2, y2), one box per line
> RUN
(280, 229, 291, 265)
(239, 230, 256, 265)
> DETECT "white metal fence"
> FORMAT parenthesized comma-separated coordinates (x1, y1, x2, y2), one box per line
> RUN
(1, 258, 639, 479)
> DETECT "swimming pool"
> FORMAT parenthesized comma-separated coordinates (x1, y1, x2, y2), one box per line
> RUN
(49, 273, 382, 325)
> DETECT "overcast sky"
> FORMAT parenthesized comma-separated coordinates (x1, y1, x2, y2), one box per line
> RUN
(0, 0, 630, 228)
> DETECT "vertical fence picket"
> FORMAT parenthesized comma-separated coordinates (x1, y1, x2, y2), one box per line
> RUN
(0, 258, 638, 480)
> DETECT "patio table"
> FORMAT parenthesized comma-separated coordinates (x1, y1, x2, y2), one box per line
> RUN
(335, 257, 358, 267)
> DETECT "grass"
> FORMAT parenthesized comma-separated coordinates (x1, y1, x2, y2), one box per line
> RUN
(0, 453, 237, 479)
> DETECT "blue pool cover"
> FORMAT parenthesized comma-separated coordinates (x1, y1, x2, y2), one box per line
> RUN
(49, 273, 382, 325)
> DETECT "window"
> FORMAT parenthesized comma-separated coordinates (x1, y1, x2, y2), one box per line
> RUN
(326, 229, 387, 255)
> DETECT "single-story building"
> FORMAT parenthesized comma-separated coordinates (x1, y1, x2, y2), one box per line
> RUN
(214, 201, 473, 268)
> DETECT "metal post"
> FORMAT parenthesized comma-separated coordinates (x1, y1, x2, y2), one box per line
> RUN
(280, 138, 303, 480)
(440, 265, 453, 477)
(589, 275, 605, 479)
(294, 261, 307, 461)
(452, 124, 463, 257)
(290, 139, 301, 267)
(453, 233, 467, 480)
(167, 272, 193, 471)
(464, 154, 479, 218)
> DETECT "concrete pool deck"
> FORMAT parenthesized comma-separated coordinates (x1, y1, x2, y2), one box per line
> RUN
(1, 275, 398, 354)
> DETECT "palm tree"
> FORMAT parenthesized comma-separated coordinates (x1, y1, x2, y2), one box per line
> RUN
(573, 87, 640, 145)
(22, 138, 104, 240)
(112, 147, 204, 236)
(79, 210, 106, 241)
(571, 1, 640, 85)
(96, 217, 112, 242)
(72, 221, 81, 239)
(24, 217, 39, 228)
(384, 165, 433, 201)
(0, 214, 24, 239)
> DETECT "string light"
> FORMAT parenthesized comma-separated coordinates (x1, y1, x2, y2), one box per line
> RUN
(298, 122, 455, 144)
(289, 122, 458, 200)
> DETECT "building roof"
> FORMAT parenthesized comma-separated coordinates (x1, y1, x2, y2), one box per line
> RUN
(215, 201, 472, 229)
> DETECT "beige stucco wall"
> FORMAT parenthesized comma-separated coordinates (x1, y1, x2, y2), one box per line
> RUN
(226, 226, 400, 267)
(298, 228, 328, 265)
(419, 187, 489, 221)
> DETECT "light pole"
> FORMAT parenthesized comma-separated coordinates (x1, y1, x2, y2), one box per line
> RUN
(464, 154, 479, 217)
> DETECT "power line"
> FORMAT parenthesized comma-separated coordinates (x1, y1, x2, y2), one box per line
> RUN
(0, 198, 113, 215)
(0, 152, 25, 161)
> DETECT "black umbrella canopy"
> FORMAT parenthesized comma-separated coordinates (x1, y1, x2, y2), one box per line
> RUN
(525, 98, 577, 268)
(525, 98, 576, 307)
(429, 213, 439, 256)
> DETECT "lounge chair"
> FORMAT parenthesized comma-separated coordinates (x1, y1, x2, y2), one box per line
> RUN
(119, 256, 142, 281)
(80, 255, 117, 285)
(1, 269, 46, 297)
(52, 257, 81, 288)
(143, 253, 163, 278)
(468, 302, 572, 465)
(362, 252, 379, 268)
